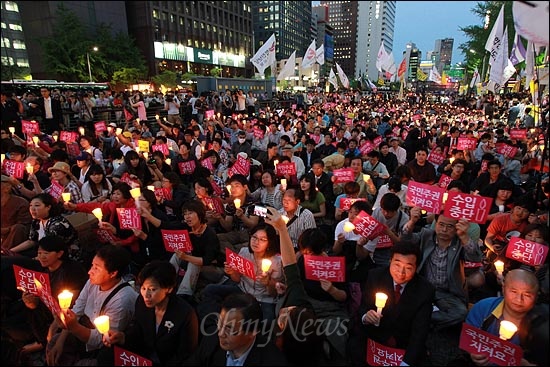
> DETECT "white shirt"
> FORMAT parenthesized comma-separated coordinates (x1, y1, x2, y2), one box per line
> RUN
(44, 97, 53, 119)
(390, 145, 407, 166)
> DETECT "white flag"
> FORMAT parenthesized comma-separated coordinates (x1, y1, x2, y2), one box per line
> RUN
(509, 31, 526, 65)
(336, 62, 349, 89)
(470, 68, 480, 88)
(302, 40, 317, 69)
(384, 52, 397, 75)
(489, 26, 508, 90)
(525, 40, 535, 89)
(485, 4, 504, 67)
(376, 43, 390, 72)
(328, 68, 339, 88)
(512, 1, 549, 46)
(316, 44, 325, 65)
(250, 34, 276, 76)
(367, 79, 377, 92)
(277, 51, 296, 81)
(429, 66, 441, 84)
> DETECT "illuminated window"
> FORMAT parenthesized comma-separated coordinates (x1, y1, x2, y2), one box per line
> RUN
(4, 2, 19, 12)
(12, 40, 25, 49)
(9, 23, 22, 31)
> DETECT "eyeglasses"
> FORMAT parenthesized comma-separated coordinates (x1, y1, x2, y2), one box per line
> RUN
(437, 222, 456, 231)
(251, 235, 268, 243)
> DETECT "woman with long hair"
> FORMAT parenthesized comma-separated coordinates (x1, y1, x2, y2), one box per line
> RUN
(249, 169, 283, 210)
(112, 150, 153, 188)
(299, 173, 326, 226)
(194, 177, 225, 226)
(80, 164, 112, 203)
(158, 171, 186, 221)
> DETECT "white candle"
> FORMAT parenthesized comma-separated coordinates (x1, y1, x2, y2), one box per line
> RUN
(374, 292, 388, 327)
(343, 221, 355, 233)
(32, 136, 39, 146)
(363, 174, 371, 182)
(261, 259, 272, 273)
(52, 134, 58, 141)
(116, 128, 123, 135)
(499, 320, 517, 340)
(9, 127, 15, 134)
(280, 179, 287, 190)
(61, 193, 71, 202)
(281, 215, 289, 224)
(165, 158, 171, 165)
(78, 127, 85, 136)
(130, 187, 141, 199)
(92, 208, 103, 223)
(57, 290, 73, 311)
(442, 192, 448, 203)
(142, 152, 148, 160)
(274, 159, 279, 169)
(494, 260, 504, 275)
(155, 114, 160, 120)
(234, 198, 241, 209)
(449, 157, 455, 164)
(93, 315, 110, 334)
(1, 154, 4, 163)
(226, 185, 232, 195)
(136, 118, 140, 124)
(147, 185, 155, 191)
(26, 163, 33, 174)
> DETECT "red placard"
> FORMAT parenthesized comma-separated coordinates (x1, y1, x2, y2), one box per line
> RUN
(21, 120, 40, 135)
(332, 168, 355, 184)
(161, 229, 193, 253)
(95, 228, 118, 244)
(366, 338, 405, 366)
(116, 208, 142, 230)
(201, 157, 214, 171)
(359, 141, 375, 155)
(253, 127, 265, 139)
(303, 255, 345, 282)
(457, 137, 478, 151)
(372, 136, 383, 146)
(67, 143, 81, 157)
(228, 155, 251, 177)
(2, 159, 24, 179)
(114, 345, 152, 366)
(443, 191, 493, 224)
(376, 234, 394, 249)
(275, 162, 297, 177)
(13, 265, 61, 316)
(153, 187, 172, 202)
(48, 180, 64, 200)
(406, 181, 446, 213)
(339, 197, 366, 211)
(225, 248, 255, 279)
(59, 130, 79, 143)
(210, 180, 223, 196)
(205, 110, 215, 120)
(152, 143, 170, 157)
(119, 172, 140, 188)
(203, 197, 224, 214)
(495, 143, 518, 159)
(505, 237, 548, 266)
(428, 151, 446, 166)
(438, 174, 454, 189)
(310, 133, 321, 145)
(94, 121, 107, 133)
(459, 323, 523, 366)
(352, 210, 386, 238)
(178, 160, 196, 175)
(509, 128, 527, 140)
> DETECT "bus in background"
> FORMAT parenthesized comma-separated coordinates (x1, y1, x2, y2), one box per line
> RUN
(1, 80, 111, 96)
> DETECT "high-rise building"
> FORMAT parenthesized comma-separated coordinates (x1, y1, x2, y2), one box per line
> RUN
(312, 4, 334, 84)
(404, 43, 421, 83)
(321, 1, 396, 82)
(434, 38, 453, 74)
(1, 1, 30, 78)
(252, 1, 312, 70)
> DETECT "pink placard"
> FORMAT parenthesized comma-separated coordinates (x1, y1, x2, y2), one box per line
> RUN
(205, 110, 215, 120)
(495, 143, 518, 159)
(459, 323, 522, 366)
(228, 155, 250, 177)
(366, 338, 405, 366)
(161, 229, 193, 253)
(152, 144, 170, 157)
(372, 136, 383, 146)
(114, 345, 152, 366)
(443, 191, 493, 224)
(178, 160, 196, 175)
(153, 187, 172, 201)
(119, 172, 140, 188)
(95, 228, 118, 244)
(253, 127, 265, 139)
(225, 248, 255, 279)
(210, 180, 223, 196)
(340, 197, 366, 212)
(457, 137, 478, 151)
(509, 128, 527, 140)
(67, 143, 81, 157)
(505, 236, 548, 266)
(21, 120, 40, 135)
(116, 208, 142, 230)
(48, 180, 64, 200)
(94, 121, 107, 133)
(352, 210, 386, 238)
(13, 265, 61, 316)
(275, 162, 297, 177)
(332, 168, 355, 184)
(428, 151, 446, 166)
(438, 174, 454, 189)
(59, 131, 79, 143)
(303, 254, 346, 282)
(2, 159, 24, 179)
(406, 181, 446, 213)
(359, 141, 375, 155)
(376, 234, 394, 249)
(203, 197, 224, 214)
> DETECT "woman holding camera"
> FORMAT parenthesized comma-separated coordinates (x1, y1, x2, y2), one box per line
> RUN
(164, 93, 181, 125)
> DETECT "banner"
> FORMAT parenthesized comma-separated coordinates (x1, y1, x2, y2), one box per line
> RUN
(505, 237, 548, 266)
(509, 32, 526, 65)
(376, 42, 390, 72)
(336, 62, 350, 89)
(2, 159, 24, 179)
(152, 143, 170, 157)
(406, 181, 446, 214)
(485, 4, 505, 67)
(328, 68, 339, 88)
(332, 168, 355, 184)
(351, 210, 386, 238)
(161, 229, 193, 253)
(443, 192, 493, 224)
(459, 323, 522, 366)
(512, 1, 549, 45)
(13, 266, 61, 316)
(21, 120, 40, 135)
(457, 137, 478, 151)
(250, 33, 276, 76)
(275, 162, 296, 177)
(116, 208, 142, 230)
(303, 255, 345, 282)
(315, 44, 325, 65)
(178, 160, 196, 175)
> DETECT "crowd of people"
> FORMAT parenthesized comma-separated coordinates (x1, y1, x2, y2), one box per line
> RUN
(1, 84, 549, 366)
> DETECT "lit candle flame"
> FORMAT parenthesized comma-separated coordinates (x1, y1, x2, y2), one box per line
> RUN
(363, 174, 371, 183)
(375, 292, 388, 309)
(261, 259, 272, 273)
(116, 128, 122, 135)
(494, 260, 504, 275)
(58, 290, 73, 311)
(233, 198, 241, 209)
(226, 185, 232, 195)
(280, 179, 287, 190)
(129, 187, 141, 199)
(147, 185, 155, 191)
(9, 127, 15, 134)
(1, 154, 4, 163)
(443, 192, 448, 203)
(26, 163, 33, 174)
(281, 215, 289, 224)
(32, 136, 39, 146)
(61, 193, 71, 202)
(343, 221, 355, 233)
(143, 152, 148, 160)
(165, 158, 171, 165)
(499, 320, 517, 340)
(93, 315, 110, 334)
(92, 208, 103, 222)
(155, 114, 160, 120)
(78, 127, 85, 136)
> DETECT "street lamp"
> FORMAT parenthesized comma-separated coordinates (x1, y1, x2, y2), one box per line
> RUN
(87, 46, 99, 82)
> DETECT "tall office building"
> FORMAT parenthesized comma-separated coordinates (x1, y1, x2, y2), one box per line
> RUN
(434, 38, 453, 74)
(312, 4, 334, 84)
(252, 1, 312, 68)
(404, 43, 421, 82)
(321, 1, 396, 82)
(1, 1, 30, 78)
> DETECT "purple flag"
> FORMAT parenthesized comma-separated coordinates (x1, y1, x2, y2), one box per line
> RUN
(510, 32, 526, 65)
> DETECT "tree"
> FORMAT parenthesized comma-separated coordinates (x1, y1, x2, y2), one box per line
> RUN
(0, 65, 31, 81)
(111, 68, 146, 91)
(151, 70, 178, 91)
(210, 67, 222, 77)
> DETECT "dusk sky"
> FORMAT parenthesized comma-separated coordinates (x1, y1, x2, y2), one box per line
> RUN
(311, 1, 481, 65)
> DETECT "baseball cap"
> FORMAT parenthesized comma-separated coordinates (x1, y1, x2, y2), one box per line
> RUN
(108, 122, 117, 128)
(76, 151, 92, 161)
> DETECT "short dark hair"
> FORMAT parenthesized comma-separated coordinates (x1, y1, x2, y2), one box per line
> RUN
(380, 192, 401, 212)
(182, 199, 207, 223)
(112, 182, 132, 199)
(38, 235, 69, 260)
(221, 293, 263, 333)
(298, 228, 328, 255)
(391, 241, 422, 266)
(227, 174, 248, 187)
(95, 245, 131, 279)
(137, 260, 177, 289)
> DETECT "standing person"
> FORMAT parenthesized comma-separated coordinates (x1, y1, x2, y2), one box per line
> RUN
(131, 92, 147, 122)
(235, 89, 247, 114)
(102, 260, 199, 366)
(29, 87, 63, 134)
(1, 90, 24, 137)
(164, 92, 181, 125)
(222, 89, 234, 117)
(45, 245, 138, 366)
(246, 91, 257, 116)
(352, 242, 435, 366)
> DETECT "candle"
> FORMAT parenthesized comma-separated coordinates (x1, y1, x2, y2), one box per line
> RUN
(9, 127, 15, 134)
(494, 260, 504, 275)
(343, 221, 355, 233)
(93, 315, 110, 334)
(280, 179, 287, 190)
(92, 208, 103, 223)
(26, 163, 33, 174)
(363, 174, 371, 182)
(130, 187, 141, 199)
(421, 210, 427, 215)
(226, 185, 232, 195)
(273, 159, 279, 168)
(116, 128, 122, 135)
(136, 118, 140, 123)
(261, 259, 272, 273)
(53, 134, 58, 141)
(234, 198, 241, 209)
(61, 192, 71, 202)
(449, 157, 455, 164)
(135, 146, 140, 153)
(1, 154, 4, 163)
(155, 114, 160, 120)
(499, 320, 517, 340)
(32, 136, 39, 146)
(374, 292, 388, 327)
(147, 185, 155, 191)
(281, 215, 289, 224)
(78, 127, 85, 136)
(163, 117, 168, 122)
(57, 290, 73, 311)
(165, 158, 171, 165)
(142, 152, 148, 160)
(442, 192, 448, 204)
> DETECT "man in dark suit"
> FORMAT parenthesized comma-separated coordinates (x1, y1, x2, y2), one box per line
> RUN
(311, 158, 335, 215)
(351, 242, 435, 366)
(29, 87, 63, 134)
(186, 293, 288, 366)
(299, 138, 320, 172)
